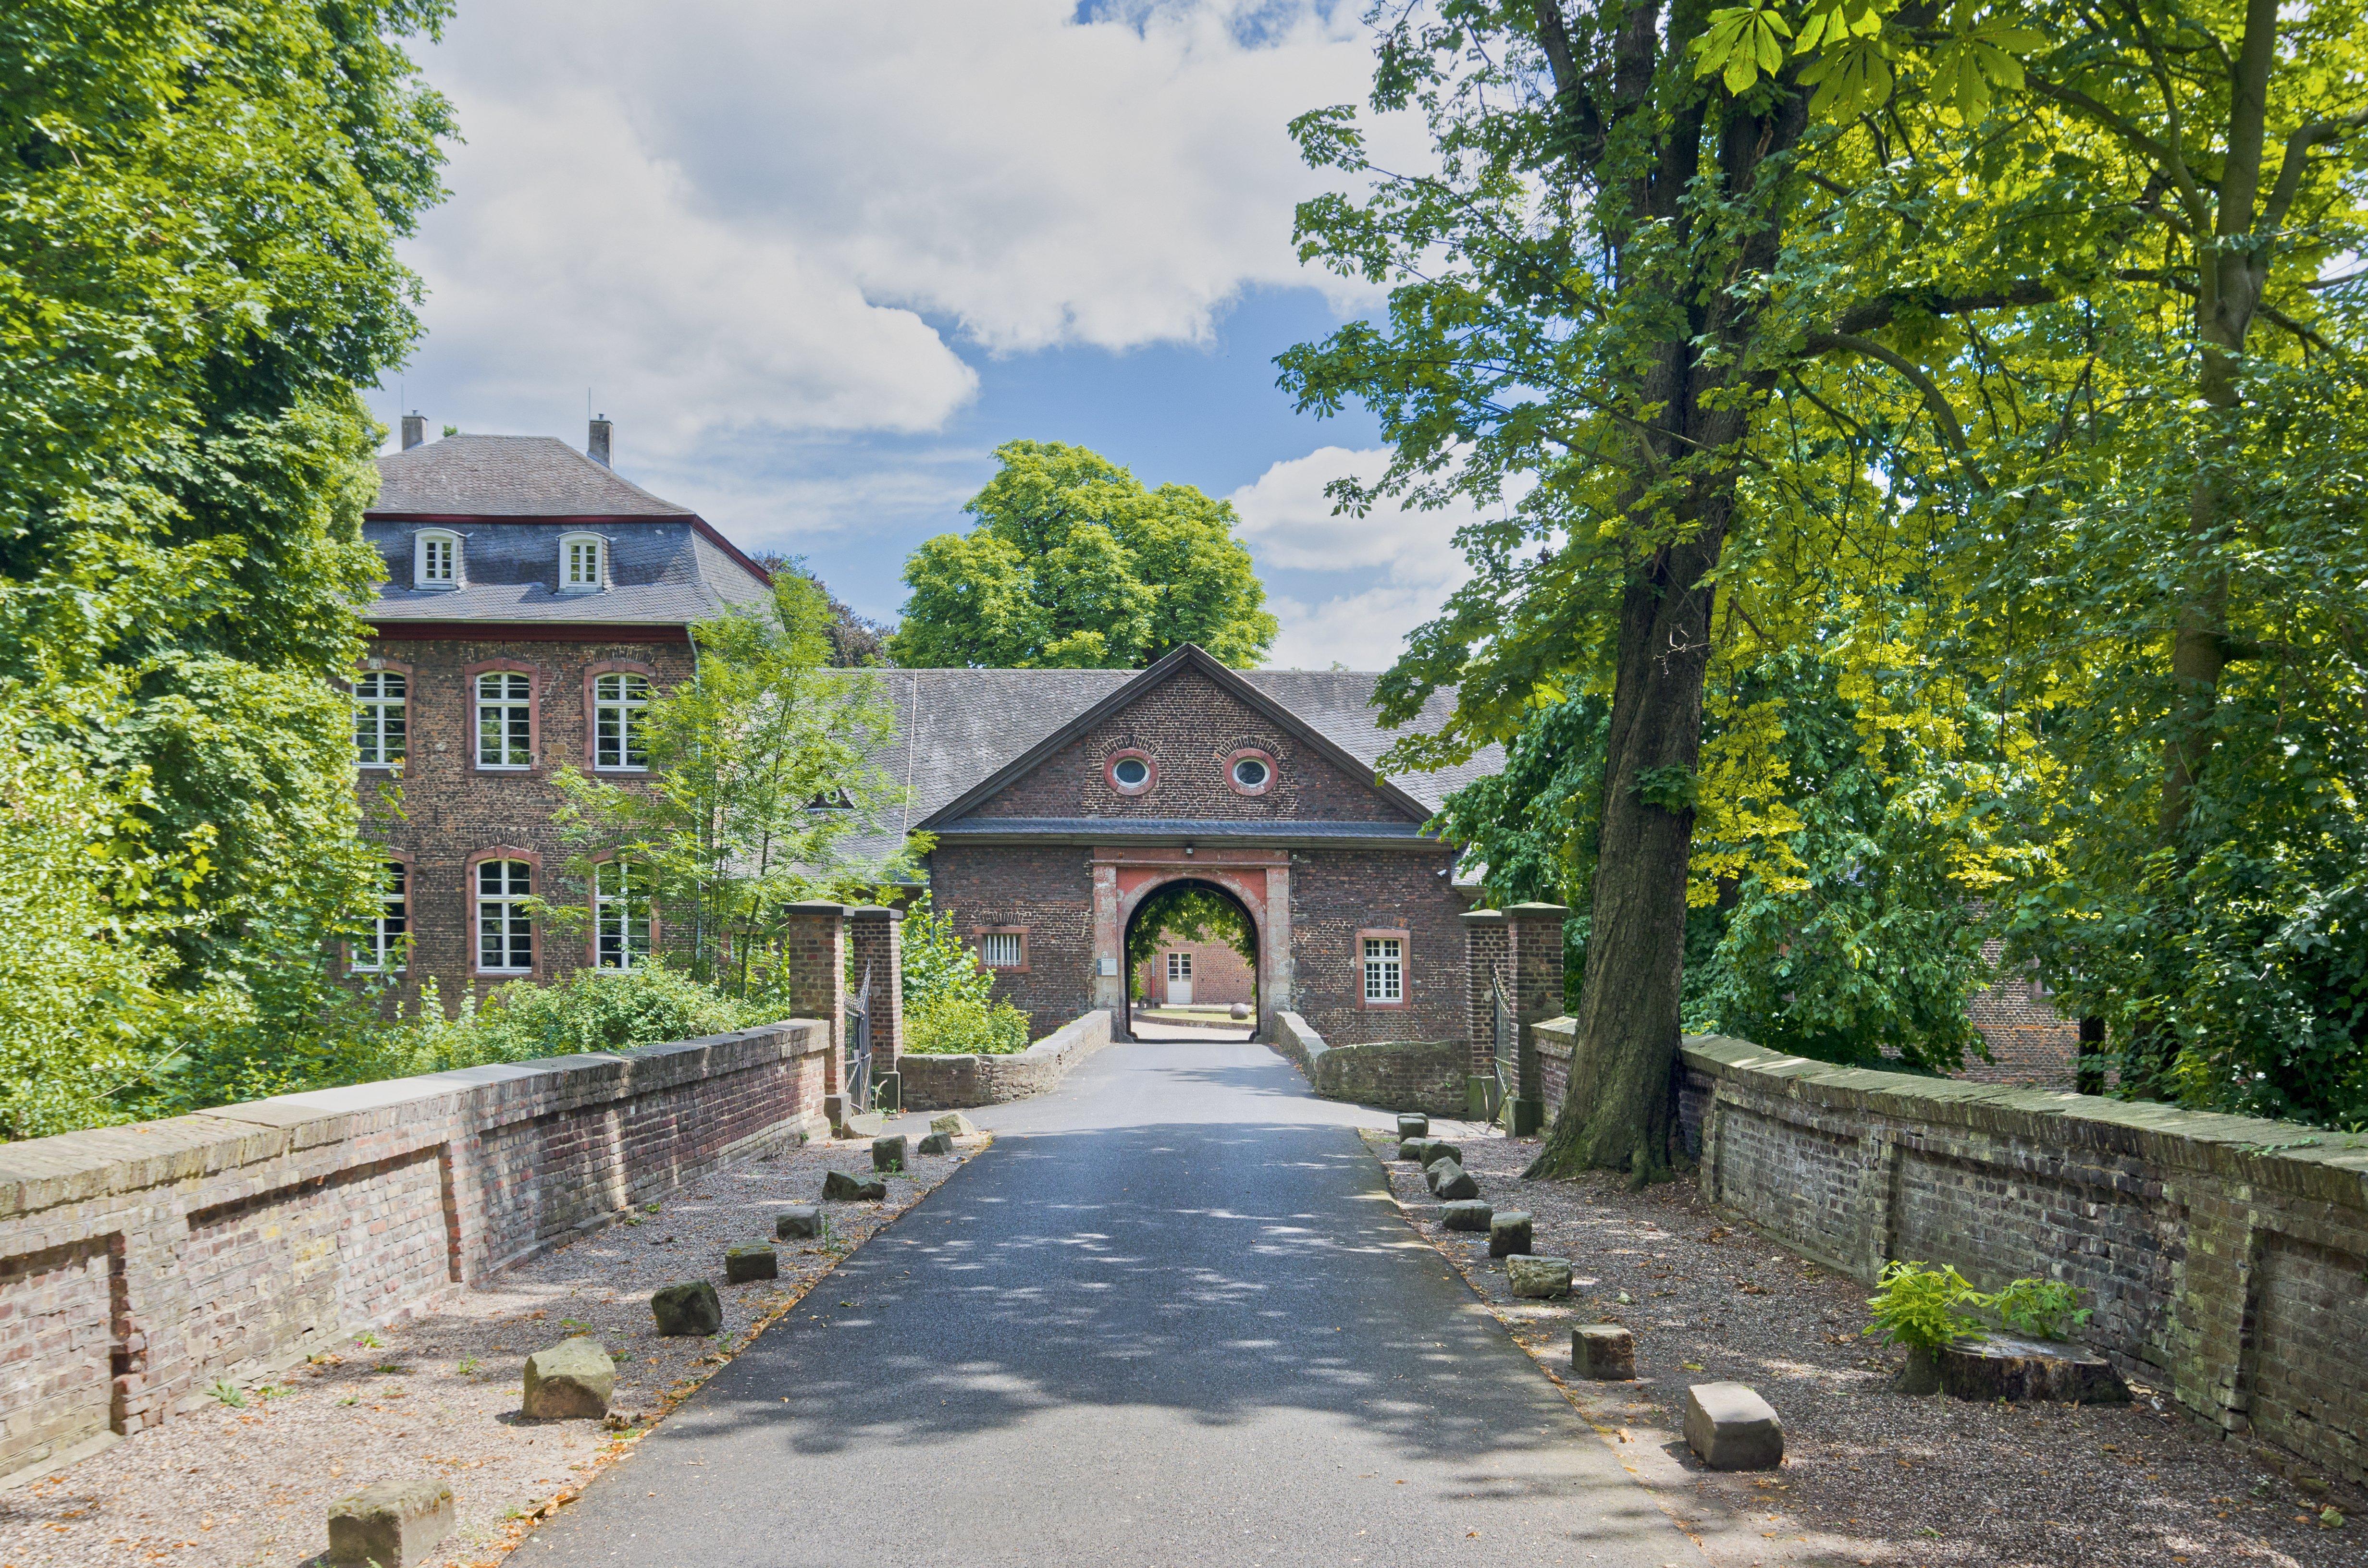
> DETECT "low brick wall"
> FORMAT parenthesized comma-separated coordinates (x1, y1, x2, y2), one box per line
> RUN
(1656, 1030, 2368, 1489)
(1270, 1014, 1467, 1118)
(0, 1021, 830, 1483)
(897, 1010, 1114, 1111)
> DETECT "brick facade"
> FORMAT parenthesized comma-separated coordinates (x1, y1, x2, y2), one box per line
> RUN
(1136, 939, 1255, 1007)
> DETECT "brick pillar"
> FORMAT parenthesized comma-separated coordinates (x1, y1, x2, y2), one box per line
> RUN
(1504, 902, 1569, 1134)
(781, 902, 847, 1099)
(847, 907, 904, 1085)
(1461, 909, 1509, 1118)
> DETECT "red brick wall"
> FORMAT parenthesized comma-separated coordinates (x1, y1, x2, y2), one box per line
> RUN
(357, 632, 695, 1011)
(0, 1020, 829, 1482)
(1287, 848, 1468, 1045)
(928, 844, 1097, 1037)
(1961, 940, 2079, 1086)
(1136, 938, 1255, 1006)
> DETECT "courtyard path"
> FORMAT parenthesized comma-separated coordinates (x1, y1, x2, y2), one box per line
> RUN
(522, 1041, 1706, 1568)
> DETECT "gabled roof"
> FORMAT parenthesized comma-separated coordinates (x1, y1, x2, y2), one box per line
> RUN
(370, 434, 694, 518)
(915, 645, 1437, 832)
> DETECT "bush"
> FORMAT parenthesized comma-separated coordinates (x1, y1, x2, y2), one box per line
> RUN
(904, 993, 1031, 1056)
(1978, 1277, 2090, 1340)
(1863, 1260, 1980, 1355)
(379, 966, 756, 1075)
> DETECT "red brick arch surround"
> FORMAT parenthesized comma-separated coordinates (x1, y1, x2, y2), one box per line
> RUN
(1094, 847, 1293, 1039)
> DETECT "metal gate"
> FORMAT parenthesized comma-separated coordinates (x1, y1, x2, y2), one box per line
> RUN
(846, 964, 873, 1114)
(1483, 970, 1515, 1128)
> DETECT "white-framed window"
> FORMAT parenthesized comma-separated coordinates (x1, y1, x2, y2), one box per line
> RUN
(476, 858, 533, 973)
(1167, 951, 1192, 982)
(354, 671, 407, 767)
(560, 532, 605, 593)
(593, 672, 650, 771)
(414, 529, 461, 588)
(353, 861, 408, 972)
(978, 931, 1025, 968)
(476, 672, 532, 769)
(1362, 937, 1404, 1004)
(594, 859, 652, 969)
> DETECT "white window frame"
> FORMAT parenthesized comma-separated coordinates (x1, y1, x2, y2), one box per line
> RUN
(1167, 951, 1192, 982)
(1362, 937, 1404, 1004)
(593, 672, 650, 771)
(353, 671, 407, 768)
(476, 859, 533, 974)
(594, 859, 652, 969)
(475, 672, 533, 770)
(978, 931, 1025, 969)
(414, 529, 462, 589)
(560, 532, 606, 594)
(353, 861, 408, 972)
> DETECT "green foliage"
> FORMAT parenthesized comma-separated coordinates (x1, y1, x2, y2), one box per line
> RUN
(1123, 882, 1257, 1001)
(1978, 1278, 2089, 1341)
(546, 576, 914, 1002)
(888, 440, 1276, 670)
(898, 895, 1030, 1055)
(905, 994, 1031, 1056)
(1863, 1261, 1980, 1354)
(0, 0, 452, 1137)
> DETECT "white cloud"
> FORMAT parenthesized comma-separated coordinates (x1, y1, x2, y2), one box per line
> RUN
(1230, 445, 1496, 671)
(396, 1, 1406, 462)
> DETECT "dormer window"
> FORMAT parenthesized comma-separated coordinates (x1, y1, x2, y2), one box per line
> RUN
(560, 532, 605, 593)
(414, 529, 461, 588)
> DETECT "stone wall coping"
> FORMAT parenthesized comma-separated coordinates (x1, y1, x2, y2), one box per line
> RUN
(1458, 909, 1508, 925)
(1501, 902, 1571, 919)
(1679, 1031, 2368, 1212)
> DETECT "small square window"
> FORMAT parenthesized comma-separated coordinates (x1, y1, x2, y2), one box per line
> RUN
(978, 931, 1025, 969)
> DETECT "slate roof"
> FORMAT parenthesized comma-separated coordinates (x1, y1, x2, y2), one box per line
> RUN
(363, 435, 771, 626)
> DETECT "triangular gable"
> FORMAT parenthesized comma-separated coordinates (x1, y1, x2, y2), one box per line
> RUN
(912, 644, 1436, 832)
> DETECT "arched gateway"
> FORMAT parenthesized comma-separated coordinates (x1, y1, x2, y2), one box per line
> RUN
(872, 645, 1501, 1049)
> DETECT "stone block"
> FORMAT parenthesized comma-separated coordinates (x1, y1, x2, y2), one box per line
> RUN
(650, 1281, 721, 1336)
(522, 1337, 614, 1420)
(1441, 1199, 1493, 1232)
(823, 1169, 887, 1201)
(1506, 1254, 1572, 1299)
(929, 1111, 977, 1137)
(724, 1245, 778, 1283)
(1397, 1113, 1430, 1140)
(871, 1134, 908, 1172)
(1573, 1324, 1634, 1380)
(776, 1205, 824, 1240)
(1427, 1159, 1480, 1201)
(1409, 1137, 1462, 1168)
(1488, 1210, 1533, 1257)
(327, 1479, 454, 1568)
(1683, 1382, 1783, 1470)
(916, 1130, 955, 1156)
(1397, 1138, 1427, 1163)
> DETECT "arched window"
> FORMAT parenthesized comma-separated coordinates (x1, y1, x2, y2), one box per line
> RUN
(476, 859, 533, 973)
(593, 672, 650, 770)
(353, 861, 408, 972)
(354, 671, 407, 767)
(594, 859, 652, 968)
(560, 532, 606, 593)
(414, 529, 462, 588)
(476, 672, 533, 769)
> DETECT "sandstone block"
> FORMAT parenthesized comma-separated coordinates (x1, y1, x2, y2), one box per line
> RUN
(823, 1169, 886, 1201)
(776, 1205, 824, 1240)
(1506, 1254, 1572, 1299)
(1397, 1138, 1427, 1163)
(724, 1245, 778, 1283)
(1683, 1382, 1783, 1470)
(871, 1134, 908, 1172)
(1410, 1137, 1462, 1167)
(916, 1130, 955, 1156)
(522, 1337, 614, 1420)
(1573, 1324, 1635, 1380)
(1397, 1114, 1430, 1140)
(650, 1280, 721, 1336)
(929, 1112, 977, 1137)
(1488, 1211, 1533, 1258)
(327, 1479, 453, 1568)
(1428, 1160, 1480, 1201)
(1441, 1199, 1493, 1232)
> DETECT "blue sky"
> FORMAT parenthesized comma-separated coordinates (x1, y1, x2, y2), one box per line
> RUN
(378, 0, 1482, 668)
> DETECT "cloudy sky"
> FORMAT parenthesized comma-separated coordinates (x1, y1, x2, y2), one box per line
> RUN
(382, 0, 1487, 670)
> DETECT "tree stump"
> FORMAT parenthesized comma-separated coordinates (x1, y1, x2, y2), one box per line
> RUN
(1938, 1335, 2129, 1404)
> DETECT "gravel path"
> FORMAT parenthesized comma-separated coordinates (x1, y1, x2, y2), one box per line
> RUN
(1382, 1127, 2361, 1568)
(0, 1127, 978, 1568)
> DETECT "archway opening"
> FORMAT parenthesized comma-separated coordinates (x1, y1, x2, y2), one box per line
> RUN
(1122, 877, 1258, 1041)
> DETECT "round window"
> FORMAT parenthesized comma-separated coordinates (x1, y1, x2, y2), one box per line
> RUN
(1112, 756, 1150, 788)
(1232, 756, 1270, 790)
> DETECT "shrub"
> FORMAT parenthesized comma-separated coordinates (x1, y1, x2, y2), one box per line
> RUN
(904, 993, 1031, 1056)
(1863, 1260, 1981, 1354)
(378, 966, 755, 1075)
(1979, 1277, 2091, 1340)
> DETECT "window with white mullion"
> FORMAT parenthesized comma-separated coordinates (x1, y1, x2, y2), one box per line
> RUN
(593, 672, 650, 771)
(353, 672, 407, 767)
(978, 931, 1024, 968)
(476, 859, 533, 973)
(476, 672, 533, 769)
(594, 859, 652, 969)
(1362, 937, 1403, 1004)
(353, 861, 408, 972)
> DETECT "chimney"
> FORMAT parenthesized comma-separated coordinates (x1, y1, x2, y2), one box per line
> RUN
(401, 412, 426, 451)
(588, 416, 612, 467)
